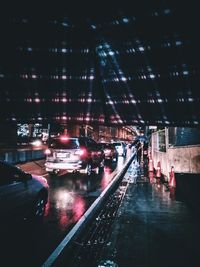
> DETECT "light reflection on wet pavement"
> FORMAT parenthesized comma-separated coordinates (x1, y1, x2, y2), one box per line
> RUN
(0, 154, 128, 267)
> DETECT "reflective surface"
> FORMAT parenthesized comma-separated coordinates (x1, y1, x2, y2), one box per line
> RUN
(0, 152, 128, 267)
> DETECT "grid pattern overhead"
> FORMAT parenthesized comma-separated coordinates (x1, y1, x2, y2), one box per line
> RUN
(0, 1, 199, 126)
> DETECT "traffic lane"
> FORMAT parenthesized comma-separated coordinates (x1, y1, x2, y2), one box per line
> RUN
(0, 155, 128, 267)
(44, 155, 126, 234)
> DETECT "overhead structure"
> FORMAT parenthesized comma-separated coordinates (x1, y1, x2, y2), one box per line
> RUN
(0, 1, 199, 126)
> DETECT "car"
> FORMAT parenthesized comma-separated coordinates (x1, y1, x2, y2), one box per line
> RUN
(111, 142, 127, 157)
(45, 135, 105, 176)
(98, 143, 118, 162)
(0, 161, 49, 224)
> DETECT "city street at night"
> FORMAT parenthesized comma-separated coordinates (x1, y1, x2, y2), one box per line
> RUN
(1, 2, 200, 267)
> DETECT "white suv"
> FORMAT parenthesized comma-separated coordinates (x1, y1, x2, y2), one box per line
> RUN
(45, 136, 105, 176)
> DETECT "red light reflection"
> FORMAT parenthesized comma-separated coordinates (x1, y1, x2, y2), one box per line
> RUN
(101, 166, 112, 190)
(55, 190, 86, 229)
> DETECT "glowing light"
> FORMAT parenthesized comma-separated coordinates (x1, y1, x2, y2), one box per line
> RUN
(60, 135, 68, 141)
(62, 48, 67, 53)
(89, 75, 94, 80)
(149, 74, 156, 79)
(164, 9, 171, 14)
(176, 40, 182, 46)
(183, 71, 189, 75)
(108, 51, 115, 56)
(138, 46, 145, 52)
(62, 22, 68, 27)
(121, 77, 127, 81)
(122, 17, 129, 23)
(62, 75, 67, 79)
(61, 116, 67, 120)
(35, 98, 40, 103)
(188, 98, 194, 102)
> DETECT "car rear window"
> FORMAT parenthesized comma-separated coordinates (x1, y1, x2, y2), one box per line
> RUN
(49, 138, 80, 149)
(112, 143, 122, 146)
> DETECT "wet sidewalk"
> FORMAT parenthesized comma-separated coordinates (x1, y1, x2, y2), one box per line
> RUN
(59, 161, 200, 267)
(97, 173, 200, 267)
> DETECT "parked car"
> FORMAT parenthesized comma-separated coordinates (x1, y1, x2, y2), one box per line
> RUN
(0, 161, 49, 224)
(111, 142, 127, 157)
(98, 143, 118, 162)
(45, 135, 105, 176)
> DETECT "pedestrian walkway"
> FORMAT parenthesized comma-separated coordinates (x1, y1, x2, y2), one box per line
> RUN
(59, 160, 200, 267)
(97, 174, 200, 267)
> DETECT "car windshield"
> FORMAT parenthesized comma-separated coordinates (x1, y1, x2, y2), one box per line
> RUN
(49, 138, 80, 149)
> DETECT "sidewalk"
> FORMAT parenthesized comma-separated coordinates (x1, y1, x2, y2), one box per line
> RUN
(59, 162, 200, 267)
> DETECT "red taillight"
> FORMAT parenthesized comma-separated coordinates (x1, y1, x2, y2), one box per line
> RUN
(45, 148, 52, 155)
(60, 135, 69, 141)
(74, 149, 87, 157)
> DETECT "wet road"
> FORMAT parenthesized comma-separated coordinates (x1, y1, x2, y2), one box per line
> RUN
(0, 153, 131, 267)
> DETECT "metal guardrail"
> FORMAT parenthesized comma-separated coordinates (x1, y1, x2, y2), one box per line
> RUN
(42, 151, 136, 267)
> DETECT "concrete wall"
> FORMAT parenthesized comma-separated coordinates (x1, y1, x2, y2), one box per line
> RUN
(152, 145, 200, 180)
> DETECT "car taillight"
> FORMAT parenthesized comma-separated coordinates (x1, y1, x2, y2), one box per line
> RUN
(45, 148, 52, 155)
(74, 149, 87, 157)
(60, 135, 69, 141)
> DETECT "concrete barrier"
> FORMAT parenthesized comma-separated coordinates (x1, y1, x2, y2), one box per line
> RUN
(42, 151, 136, 267)
(0, 149, 45, 164)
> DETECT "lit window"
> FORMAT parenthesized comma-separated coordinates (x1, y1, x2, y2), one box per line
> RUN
(108, 51, 115, 56)
(122, 17, 129, 23)
(164, 9, 171, 14)
(176, 41, 182, 46)
(121, 77, 127, 82)
(35, 98, 40, 103)
(183, 71, 189, 75)
(188, 98, 194, 102)
(62, 48, 67, 53)
(138, 46, 145, 52)
(149, 74, 156, 79)
(62, 22, 68, 27)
